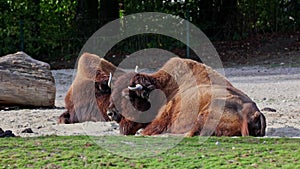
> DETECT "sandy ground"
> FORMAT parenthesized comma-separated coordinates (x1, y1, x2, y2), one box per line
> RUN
(0, 66, 299, 138)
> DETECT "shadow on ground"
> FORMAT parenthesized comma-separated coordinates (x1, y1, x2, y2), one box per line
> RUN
(267, 126, 300, 137)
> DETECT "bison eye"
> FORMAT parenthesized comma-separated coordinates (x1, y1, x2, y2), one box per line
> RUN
(95, 81, 111, 95)
(95, 82, 101, 90)
(100, 81, 110, 90)
(141, 91, 149, 99)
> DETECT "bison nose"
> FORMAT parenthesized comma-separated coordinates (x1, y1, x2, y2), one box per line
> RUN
(107, 110, 114, 121)
(107, 109, 122, 123)
(107, 110, 113, 117)
(141, 91, 149, 99)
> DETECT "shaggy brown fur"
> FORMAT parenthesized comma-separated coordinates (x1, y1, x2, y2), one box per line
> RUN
(58, 53, 117, 124)
(108, 57, 266, 136)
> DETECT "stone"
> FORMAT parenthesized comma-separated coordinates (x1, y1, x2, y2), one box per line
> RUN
(21, 128, 34, 133)
(0, 52, 56, 107)
(0, 129, 15, 137)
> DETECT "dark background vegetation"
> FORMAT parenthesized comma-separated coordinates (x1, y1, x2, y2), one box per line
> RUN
(0, 0, 299, 69)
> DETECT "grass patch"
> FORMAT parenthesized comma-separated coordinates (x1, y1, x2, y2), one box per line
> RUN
(0, 136, 299, 168)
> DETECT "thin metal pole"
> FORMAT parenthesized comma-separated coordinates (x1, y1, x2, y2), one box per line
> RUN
(186, 9, 190, 58)
(20, 19, 24, 51)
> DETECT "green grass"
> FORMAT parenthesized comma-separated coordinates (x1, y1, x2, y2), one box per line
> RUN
(0, 136, 299, 168)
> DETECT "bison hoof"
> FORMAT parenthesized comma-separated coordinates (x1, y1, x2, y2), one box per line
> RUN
(184, 131, 194, 137)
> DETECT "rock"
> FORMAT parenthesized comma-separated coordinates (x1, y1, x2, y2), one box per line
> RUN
(0, 129, 15, 137)
(0, 52, 55, 107)
(21, 128, 34, 133)
(261, 107, 277, 112)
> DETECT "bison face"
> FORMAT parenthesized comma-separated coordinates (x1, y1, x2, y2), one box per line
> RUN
(248, 111, 266, 136)
(128, 84, 155, 100)
(107, 103, 123, 123)
(108, 73, 166, 135)
(95, 72, 112, 97)
(127, 74, 158, 112)
(95, 80, 111, 95)
(242, 103, 266, 137)
(127, 87, 152, 112)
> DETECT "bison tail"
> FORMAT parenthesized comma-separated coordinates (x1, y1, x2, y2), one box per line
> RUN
(241, 116, 249, 136)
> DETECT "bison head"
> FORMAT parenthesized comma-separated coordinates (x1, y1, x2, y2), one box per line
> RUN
(127, 74, 157, 105)
(247, 111, 266, 136)
(242, 102, 266, 137)
(95, 71, 112, 97)
(107, 73, 166, 135)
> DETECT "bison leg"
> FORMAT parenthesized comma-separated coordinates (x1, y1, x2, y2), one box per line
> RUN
(241, 116, 249, 136)
(184, 113, 207, 137)
(141, 117, 171, 135)
(185, 129, 201, 137)
(142, 123, 167, 135)
(58, 111, 70, 124)
(58, 110, 79, 124)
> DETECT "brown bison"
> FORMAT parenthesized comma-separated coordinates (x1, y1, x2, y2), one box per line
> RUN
(108, 57, 266, 137)
(58, 53, 117, 124)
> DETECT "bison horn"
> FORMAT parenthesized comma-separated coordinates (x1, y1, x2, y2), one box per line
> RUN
(108, 72, 112, 88)
(128, 84, 143, 91)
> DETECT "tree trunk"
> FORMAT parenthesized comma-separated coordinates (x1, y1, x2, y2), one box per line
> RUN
(76, 0, 99, 38)
(0, 52, 56, 108)
(99, 0, 119, 25)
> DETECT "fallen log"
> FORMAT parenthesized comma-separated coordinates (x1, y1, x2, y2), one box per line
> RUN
(0, 52, 56, 107)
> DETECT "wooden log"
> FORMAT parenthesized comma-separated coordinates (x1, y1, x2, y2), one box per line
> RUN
(0, 52, 56, 107)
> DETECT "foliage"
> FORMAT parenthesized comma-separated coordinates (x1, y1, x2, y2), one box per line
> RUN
(0, 0, 78, 60)
(123, 0, 299, 40)
(238, 0, 299, 35)
(0, 0, 299, 63)
(115, 0, 299, 56)
(0, 136, 299, 168)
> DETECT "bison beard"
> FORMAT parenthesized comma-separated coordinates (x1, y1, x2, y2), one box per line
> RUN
(108, 57, 266, 137)
(58, 53, 116, 124)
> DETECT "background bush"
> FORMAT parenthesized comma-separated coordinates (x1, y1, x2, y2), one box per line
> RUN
(0, 0, 299, 63)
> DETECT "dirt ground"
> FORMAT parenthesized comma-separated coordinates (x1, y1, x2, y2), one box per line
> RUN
(0, 59, 299, 138)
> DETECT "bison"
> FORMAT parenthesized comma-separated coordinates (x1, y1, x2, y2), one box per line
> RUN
(58, 53, 117, 124)
(107, 57, 266, 137)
